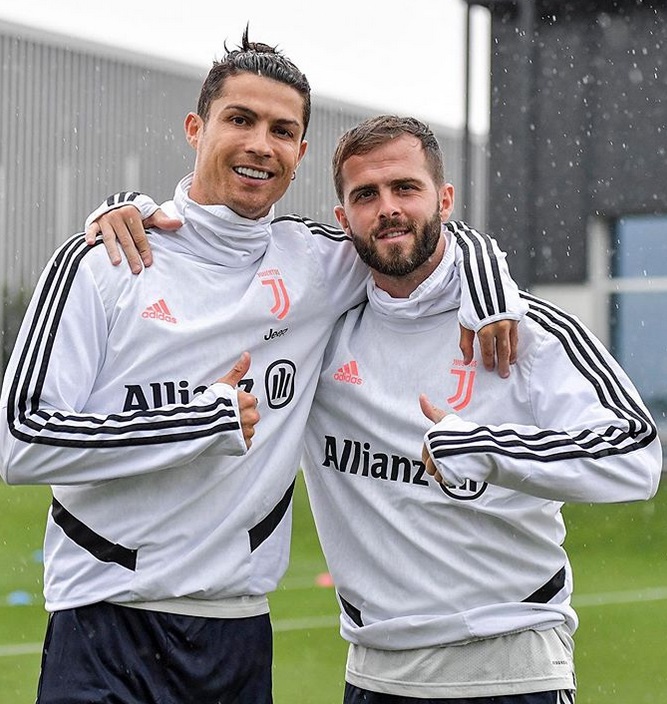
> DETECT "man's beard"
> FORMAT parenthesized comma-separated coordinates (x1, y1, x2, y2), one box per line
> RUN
(351, 210, 443, 277)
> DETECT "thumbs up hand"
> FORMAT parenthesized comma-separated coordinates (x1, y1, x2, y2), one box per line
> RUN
(419, 393, 448, 486)
(217, 352, 259, 449)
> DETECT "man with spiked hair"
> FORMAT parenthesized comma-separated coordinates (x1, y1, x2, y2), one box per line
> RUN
(3, 34, 525, 704)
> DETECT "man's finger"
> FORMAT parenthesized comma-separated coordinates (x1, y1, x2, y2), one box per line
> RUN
(218, 352, 252, 388)
(85, 221, 101, 246)
(98, 211, 145, 272)
(119, 210, 153, 270)
(98, 221, 123, 267)
(124, 220, 152, 269)
(509, 321, 519, 365)
(144, 208, 183, 232)
(427, 460, 449, 487)
(419, 394, 446, 424)
(458, 325, 474, 365)
(421, 443, 432, 470)
(495, 332, 511, 379)
(477, 327, 496, 372)
(422, 452, 443, 483)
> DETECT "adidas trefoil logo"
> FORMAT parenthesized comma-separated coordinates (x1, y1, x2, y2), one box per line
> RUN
(141, 298, 177, 324)
(333, 360, 363, 385)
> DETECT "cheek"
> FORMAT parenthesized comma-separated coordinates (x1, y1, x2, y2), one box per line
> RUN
(280, 144, 299, 170)
(346, 212, 371, 237)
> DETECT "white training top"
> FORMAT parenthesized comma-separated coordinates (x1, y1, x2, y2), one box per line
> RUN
(303, 229, 661, 652)
(0, 177, 524, 614)
(1, 174, 367, 611)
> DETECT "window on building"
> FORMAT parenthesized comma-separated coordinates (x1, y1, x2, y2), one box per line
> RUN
(610, 215, 667, 431)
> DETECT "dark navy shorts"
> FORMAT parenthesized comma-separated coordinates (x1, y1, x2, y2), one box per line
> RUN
(36, 601, 273, 703)
(343, 684, 576, 704)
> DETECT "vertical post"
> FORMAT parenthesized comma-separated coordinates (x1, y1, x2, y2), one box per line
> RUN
(462, 2, 472, 220)
(520, 0, 537, 286)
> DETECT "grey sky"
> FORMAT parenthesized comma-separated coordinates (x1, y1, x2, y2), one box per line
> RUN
(0, 0, 490, 132)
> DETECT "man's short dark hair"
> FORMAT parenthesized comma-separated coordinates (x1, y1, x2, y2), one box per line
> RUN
(332, 115, 445, 202)
(197, 26, 311, 138)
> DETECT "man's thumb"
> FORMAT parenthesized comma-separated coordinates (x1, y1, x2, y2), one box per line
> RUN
(145, 207, 183, 231)
(419, 393, 446, 424)
(220, 352, 251, 388)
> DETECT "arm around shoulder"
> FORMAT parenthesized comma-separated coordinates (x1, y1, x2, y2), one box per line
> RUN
(448, 221, 528, 376)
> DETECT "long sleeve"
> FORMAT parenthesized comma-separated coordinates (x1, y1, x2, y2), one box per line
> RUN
(0, 235, 246, 486)
(424, 293, 662, 503)
(84, 191, 160, 230)
(447, 220, 528, 331)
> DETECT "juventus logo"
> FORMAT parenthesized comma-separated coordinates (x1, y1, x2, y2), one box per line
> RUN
(259, 271, 290, 320)
(447, 364, 476, 411)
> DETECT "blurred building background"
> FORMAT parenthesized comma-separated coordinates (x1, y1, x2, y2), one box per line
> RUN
(0, 18, 485, 372)
(2, 1, 666, 447)
(466, 0, 666, 444)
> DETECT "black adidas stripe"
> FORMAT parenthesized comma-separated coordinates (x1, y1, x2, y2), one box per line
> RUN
(272, 214, 351, 242)
(9, 233, 90, 428)
(446, 220, 507, 319)
(429, 293, 656, 462)
(106, 191, 140, 207)
(6, 234, 241, 448)
(524, 293, 652, 433)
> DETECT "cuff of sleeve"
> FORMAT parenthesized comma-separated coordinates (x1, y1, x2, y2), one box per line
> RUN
(424, 414, 491, 485)
(458, 309, 526, 333)
(200, 383, 248, 457)
(84, 193, 159, 231)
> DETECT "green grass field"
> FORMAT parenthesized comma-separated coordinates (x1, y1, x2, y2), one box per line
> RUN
(1, 473, 666, 703)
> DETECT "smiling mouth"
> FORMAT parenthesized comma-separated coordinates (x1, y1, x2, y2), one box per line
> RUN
(233, 166, 272, 181)
(375, 228, 411, 241)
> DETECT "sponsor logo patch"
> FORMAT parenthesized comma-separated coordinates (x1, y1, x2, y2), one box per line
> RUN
(141, 298, 177, 324)
(333, 360, 363, 385)
(265, 359, 296, 409)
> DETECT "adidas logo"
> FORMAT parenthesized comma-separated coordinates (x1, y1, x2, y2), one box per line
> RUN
(141, 298, 177, 324)
(333, 360, 363, 385)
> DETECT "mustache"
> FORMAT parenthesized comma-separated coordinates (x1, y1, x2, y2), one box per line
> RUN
(371, 218, 414, 239)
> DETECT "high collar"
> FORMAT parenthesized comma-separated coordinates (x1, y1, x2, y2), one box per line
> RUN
(167, 173, 274, 268)
(367, 231, 461, 329)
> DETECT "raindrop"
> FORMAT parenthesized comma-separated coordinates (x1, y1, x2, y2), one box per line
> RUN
(629, 68, 644, 84)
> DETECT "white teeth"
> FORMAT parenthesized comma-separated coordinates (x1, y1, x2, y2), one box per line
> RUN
(235, 167, 270, 180)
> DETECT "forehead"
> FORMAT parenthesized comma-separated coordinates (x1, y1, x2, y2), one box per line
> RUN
(341, 135, 430, 188)
(212, 72, 305, 126)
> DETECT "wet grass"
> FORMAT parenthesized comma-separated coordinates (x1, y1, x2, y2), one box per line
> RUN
(1, 475, 665, 703)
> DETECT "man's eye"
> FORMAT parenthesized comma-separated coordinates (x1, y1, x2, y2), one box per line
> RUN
(274, 127, 294, 139)
(355, 191, 375, 202)
(231, 115, 248, 125)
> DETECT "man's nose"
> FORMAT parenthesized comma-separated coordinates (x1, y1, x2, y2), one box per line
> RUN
(246, 126, 273, 157)
(377, 192, 401, 219)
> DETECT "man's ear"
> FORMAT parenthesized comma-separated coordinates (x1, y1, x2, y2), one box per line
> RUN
(184, 112, 203, 150)
(334, 205, 350, 233)
(439, 183, 455, 221)
(296, 139, 308, 168)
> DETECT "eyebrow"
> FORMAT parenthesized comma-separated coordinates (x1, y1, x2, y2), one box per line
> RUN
(348, 177, 424, 201)
(222, 104, 302, 130)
